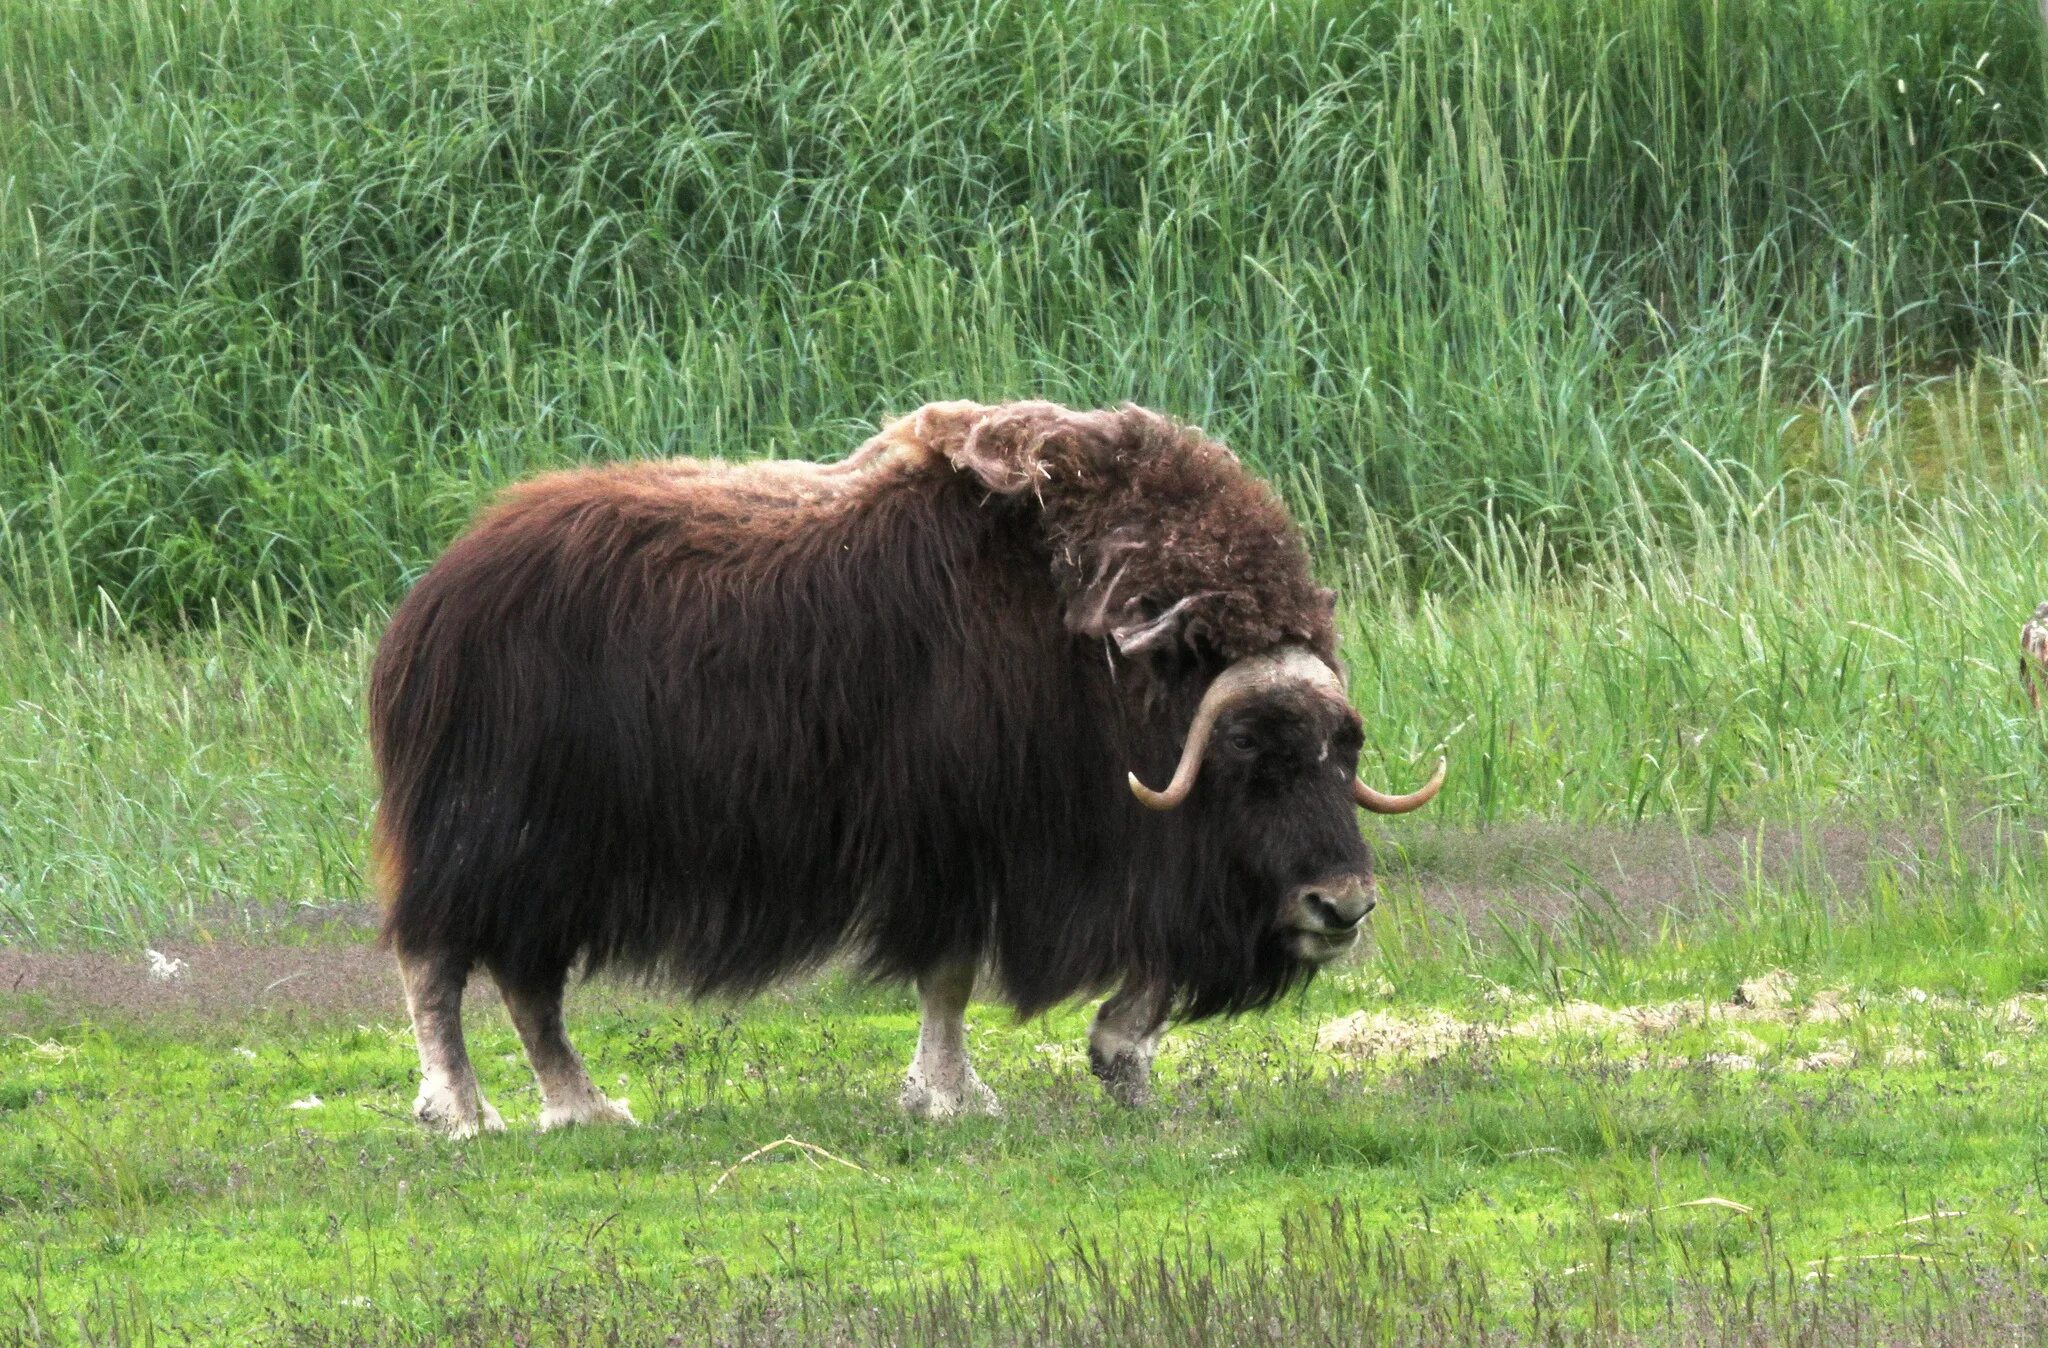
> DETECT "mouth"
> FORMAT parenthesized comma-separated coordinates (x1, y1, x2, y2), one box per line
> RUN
(1291, 925, 1361, 963)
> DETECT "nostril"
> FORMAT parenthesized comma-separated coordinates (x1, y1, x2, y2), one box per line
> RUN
(1305, 890, 1368, 931)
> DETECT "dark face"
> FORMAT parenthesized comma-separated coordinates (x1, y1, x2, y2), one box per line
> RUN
(1194, 687, 1377, 964)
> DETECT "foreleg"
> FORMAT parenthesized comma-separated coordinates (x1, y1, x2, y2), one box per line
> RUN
(1089, 976, 1170, 1108)
(900, 960, 1001, 1119)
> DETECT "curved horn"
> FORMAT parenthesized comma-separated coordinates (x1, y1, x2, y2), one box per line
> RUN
(1353, 756, 1446, 814)
(1128, 648, 1344, 811)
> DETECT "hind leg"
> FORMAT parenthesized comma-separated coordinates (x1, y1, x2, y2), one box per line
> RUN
(492, 963, 636, 1131)
(399, 948, 504, 1139)
(900, 960, 1001, 1119)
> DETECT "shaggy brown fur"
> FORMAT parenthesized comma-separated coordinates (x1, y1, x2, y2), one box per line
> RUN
(371, 400, 1367, 1025)
(905, 401, 1337, 663)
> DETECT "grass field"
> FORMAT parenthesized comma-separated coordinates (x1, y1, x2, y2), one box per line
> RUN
(9, 833, 2048, 1343)
(6, 0, 2048, 1341)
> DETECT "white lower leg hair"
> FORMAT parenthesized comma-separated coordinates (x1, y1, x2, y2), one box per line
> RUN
(400, 952, 504, 1139)
(900, 960, 1000, 1119)
(497, 975, 636, 1130)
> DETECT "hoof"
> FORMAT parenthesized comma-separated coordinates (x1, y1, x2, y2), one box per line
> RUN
(1089, 1048, 1153, 1109)
(900, 1067, 1002, 1120)
(538, 1093, 638, 1132)
(414, 1082, 505, 1139)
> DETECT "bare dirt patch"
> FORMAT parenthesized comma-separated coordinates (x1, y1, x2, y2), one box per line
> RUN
(1376, 816, 2016, 935)
(0, 939, 419, 1026)
(0, 937, 702, 1030)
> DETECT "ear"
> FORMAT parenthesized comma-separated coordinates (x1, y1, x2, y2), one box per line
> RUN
(1108, 593, 1213, 656)
(928, 400, 1121, 497)
(1064, 534, 1216, 655)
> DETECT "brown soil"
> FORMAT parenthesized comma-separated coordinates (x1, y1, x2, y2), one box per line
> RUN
(1379, 816, 2016, 935)
(0, 939, 422, 1027)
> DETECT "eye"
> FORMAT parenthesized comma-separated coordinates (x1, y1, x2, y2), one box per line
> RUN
(1226, 731, 1258, 755)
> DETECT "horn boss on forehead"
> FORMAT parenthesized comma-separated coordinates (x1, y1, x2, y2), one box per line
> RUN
(1128, 647, 1446, 814)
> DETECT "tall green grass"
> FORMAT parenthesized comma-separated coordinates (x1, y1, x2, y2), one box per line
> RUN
(1345, 366, 2048, 828)
(12, 880, 2048, 1340)
(2, 0, 2044, 624)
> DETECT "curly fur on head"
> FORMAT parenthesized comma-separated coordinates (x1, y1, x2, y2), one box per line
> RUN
(884, 400, 1338, 665)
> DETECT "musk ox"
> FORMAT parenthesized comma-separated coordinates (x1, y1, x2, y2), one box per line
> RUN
(371, 400, 1443, 1136)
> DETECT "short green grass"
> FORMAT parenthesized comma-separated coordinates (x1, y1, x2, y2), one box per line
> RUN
(8, 866, 2048, 1343)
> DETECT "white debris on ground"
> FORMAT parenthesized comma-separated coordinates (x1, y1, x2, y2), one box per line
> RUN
(12, 1036, 77, 1062)
(1805, 988, 1857, 1023)
(146, 948, 188, 982)
(1995, 998, 2038, 1032)
(1314, 1009, 1478, 1062)
(1316, 975, 2048, 1069)
(1726, 1030, 1773, 1058)
(1031, 1042, 1088, 1070)
(1733, 969, 1794, 1010)
(286, 1094, 324, 1110)
(1696, 1053, 1759, 1071)
(1507, 1000, 1635, 1039)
